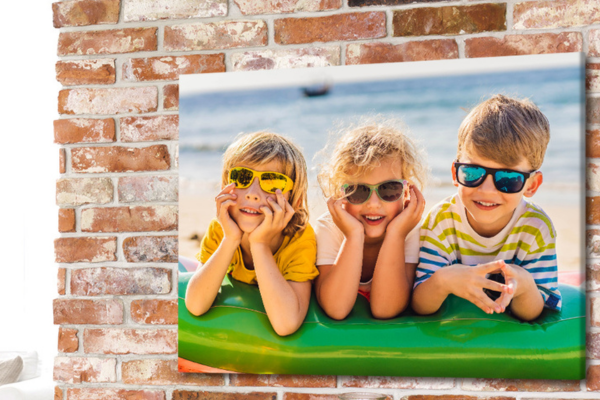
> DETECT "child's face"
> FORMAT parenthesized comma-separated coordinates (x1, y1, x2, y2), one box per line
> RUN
(343, 159, 406, 241)
(452, 149, 540, 237)
(228, 160, 292, 234)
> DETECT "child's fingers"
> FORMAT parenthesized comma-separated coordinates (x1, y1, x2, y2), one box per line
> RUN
(215, 193, 237, 209)
(478, 260, 505, 275)
(480, 277, 509, 293)
(275, 189, 285, 211)
(217, 182, 236, 196)
(471, 291, 502, 314)
(283, 200, 295, 225)
(267, 197, 284, 226)
(260, 205, 274, 225)
(217, 199, 236, 220)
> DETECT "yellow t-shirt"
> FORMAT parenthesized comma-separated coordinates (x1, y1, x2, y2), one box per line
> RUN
(197, 219, 319, 285)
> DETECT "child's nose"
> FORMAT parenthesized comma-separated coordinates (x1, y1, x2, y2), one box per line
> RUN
(365, 189, 381, 207)
(244, 178, 262, 201)
(479, 174, 497, 192)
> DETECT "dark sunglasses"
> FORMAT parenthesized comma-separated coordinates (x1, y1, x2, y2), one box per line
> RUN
(342, 180, 407, 205)
(229, 167, 294, 194)
(454, 161, 537, 194)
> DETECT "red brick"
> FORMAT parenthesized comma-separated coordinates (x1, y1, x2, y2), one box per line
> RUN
(57, 268, 66, 295)
(83, 328, 177, 354)
(123, 235, 178, 262)
(71, 145, 170, 173)
(346, 40, 458, 65)
(55, 386, 62, 400)
(587, 364, 600, 390)
(173, 392, 277, 400)
(165, 21, 267, 51)
(589, 97, 600, 125)
(123, 54, 225, 82)
(232, 47, 340, 71)
(81, 206, 177, 232)
(56, 59, 116, 86)
(122, 359, 224, 385)
(54, 118, 115, 144)
(231, 374, 336, 387)
(56, 178, 113, 206)
(591, 297, 600, 327)
(59, 149, 66, 174)
(123, 0, 227, 21)
(588, 230, 600, 258)
(164, 84, 179, 110)
(275, 12, 386, 44)
(53, 0, 120, 28)
(70, 267, 171, 295)
(588, 65, 600, 92)
(235, 0, 340, 15)
(120, 115, 178, 142)
(588, 129, 600, 157)
(58, 209, 76, 233)
(461, 379, 580, 391)
(58, 27, 157, 56)
(341, 376, 455, 389)
(591, 30, 600, 57)
(589, 332, 600, 359)
(54, 356, 115, 383)
(131, 299, 178, 324)
(393, 4, 506, 37)
(588, 263, 600, 291)
(465, 32, 582, 58)
(53, 298, 123, 325)
(589, 197, 600, 225)
(589, 163, 600, 192)
(402, 397, 512, 400)
(118, 176, 178, 202)
(283, 395, 355, 400)
(514, 0, 600, 29)
(54, 237, 117, 263)
(58, 328, 79, 353)
(58, 87, 158, 115)
(67, 389, 165, 400)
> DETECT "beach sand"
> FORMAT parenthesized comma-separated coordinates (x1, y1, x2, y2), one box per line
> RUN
(179, 186, 583, 273)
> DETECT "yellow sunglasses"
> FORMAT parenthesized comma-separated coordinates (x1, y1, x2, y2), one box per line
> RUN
(228, 167, 294, 194)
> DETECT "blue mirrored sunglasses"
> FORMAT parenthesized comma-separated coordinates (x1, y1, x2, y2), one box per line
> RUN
(454, 161, 537, 194)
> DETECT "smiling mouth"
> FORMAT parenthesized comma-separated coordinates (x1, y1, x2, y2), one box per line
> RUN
(363, 215, 385, 225)
(474, 201, 500, 208)
(240, 208, 261, 216)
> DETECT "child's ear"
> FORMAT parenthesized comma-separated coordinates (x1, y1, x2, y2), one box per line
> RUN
(450, 161, 459, 188)
(523, 171, 543, 198)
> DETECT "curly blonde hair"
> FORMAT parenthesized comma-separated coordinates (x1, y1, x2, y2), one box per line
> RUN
(317, 118, 428, 199)
(222, 131, 309, 237)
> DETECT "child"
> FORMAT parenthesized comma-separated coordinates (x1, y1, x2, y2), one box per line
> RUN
(315, 121, 428, 320)
(185, 131, 319, 336)
(412, 94, 562, 321)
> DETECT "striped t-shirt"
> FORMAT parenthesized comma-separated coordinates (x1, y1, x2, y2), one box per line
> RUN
(415, 194, 561, 311)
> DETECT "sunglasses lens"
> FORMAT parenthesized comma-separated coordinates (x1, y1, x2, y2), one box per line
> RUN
(260, 172, 289, 193)
(344, 184, 371, 204)
(377, 181, 404, 202)
(457, 165, 486, 187)
(230, 168, 253, 188)
(494, 170, 525, 193)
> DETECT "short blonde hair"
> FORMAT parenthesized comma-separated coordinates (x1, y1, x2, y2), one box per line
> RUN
(457, 94, 550, 170)
(318, 118, 428, 199)
(222, 131, 309, 237)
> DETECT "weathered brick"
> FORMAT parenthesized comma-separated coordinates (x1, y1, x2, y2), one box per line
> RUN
(53, 299, 123, 325)
(588, 129, 600, 157)
(588, 230, 600, 258)
(589, 332, 600, 359)
(118, 176, 178, 203)
(514, 0, 600, 29)
(53, 0, 120, 28)
(164, 84, 179, 110)
(461, 379, 580, 391)
(231, 375, 336, 387)
(232, 47, 340, 71)
(275, 12, 386, 44)
(588, 263, 600, 291)
(81, 206, 177, 232)
(283, 395, 357, 400)
(54, 356, 115, 383)
(54, 237, 117, 263)
(71, 145, 170, 173)
(165, 21, 267, 51)
(123, 0, 227, 21)
(123, 54, 225, 82)
(120, 115, 178, 142)
(56, 178, 113, 206)
(123, 236, 178, 262)
(173, 392, 277, 400)
(589, 197, 600, 225)
(588, 64, 600, 92)
(402, 397, 512, 400)
(589, 163, 600, 192)
(591, 30, 600, 57)
(54, 118, 115, 144)
(58, 27, 157, 56)
(84, 328, 177, 354)
(59, 149, 66, 174)
(58, 328, 79, 353)
(57, 268, 66, 295)
(56, 59, 116, 86)
(393, 4, 506, 37)
(70, 267, 171, 296)
(346, 40, 458, 65)
(589, 97, 600, 125)
(67, 389, 165, 400)
(350, 0, 445, 4)
(592, 296, 600, 327)
(588, 364, 600, 390)
(58, 209, 76, 233)
(235, 0, 340, 15)
(465, 32, 582, 58)
(55, 386, 62, 400)
(131, 299, 178, 324)
(58, 87, 158, 115)
(122, 359, 223, 385)
(341, 376, 455, 389)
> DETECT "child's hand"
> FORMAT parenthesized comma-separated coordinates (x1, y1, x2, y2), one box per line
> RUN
(494, 262, 518, 312)
(386, 184, 425, 239)
(248, 189, 295, 245)
(215, 183, 242, 243)
(327, 197, 364, 239)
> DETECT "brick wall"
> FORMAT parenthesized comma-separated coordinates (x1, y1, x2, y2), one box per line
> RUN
(53, 0, 600, 399)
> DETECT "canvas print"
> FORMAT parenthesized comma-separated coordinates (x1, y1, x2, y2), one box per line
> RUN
(177, 53, 586, 379)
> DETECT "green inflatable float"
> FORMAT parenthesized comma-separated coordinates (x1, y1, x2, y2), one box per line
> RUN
(178, 259, 585, 379)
